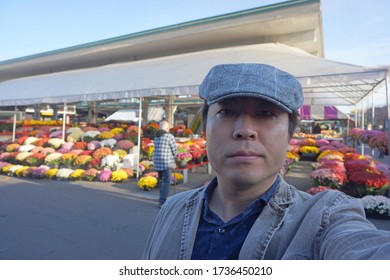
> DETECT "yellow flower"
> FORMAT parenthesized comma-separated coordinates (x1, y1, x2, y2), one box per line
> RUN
(172, 172, 184, 181)
(138, 176, 158, 190)
(111, 127, 124, 135)
(2, 164, 15, 173)
(317, 150, 345, 161)
(45, 168, 58, 179)
(15, 166, 29, 177)
(111, 170, 129, 182)
(299, 146, 319, 154)
(98, 131, 115, 139)
(70, 169, 85, 179)
(113, 149, 127, 159)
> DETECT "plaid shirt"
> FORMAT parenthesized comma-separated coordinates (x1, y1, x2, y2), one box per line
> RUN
(153, 131, 178, 170)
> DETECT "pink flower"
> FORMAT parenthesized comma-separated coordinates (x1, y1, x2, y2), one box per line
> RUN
(98, 169, 112, 182)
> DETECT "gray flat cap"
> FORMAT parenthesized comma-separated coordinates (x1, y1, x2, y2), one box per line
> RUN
(199, 63, 303, 113)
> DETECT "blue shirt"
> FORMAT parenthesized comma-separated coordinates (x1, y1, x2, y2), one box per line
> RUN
(191, 176, 279, 260)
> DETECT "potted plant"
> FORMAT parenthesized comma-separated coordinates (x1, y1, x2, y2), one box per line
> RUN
(176, 152, 193, 168)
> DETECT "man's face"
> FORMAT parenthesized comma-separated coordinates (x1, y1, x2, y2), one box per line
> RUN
(205, 97, 290, 189)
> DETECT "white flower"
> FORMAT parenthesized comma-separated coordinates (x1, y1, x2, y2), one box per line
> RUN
(18, 144, 36, 152)
(361, 195, 390, 215)
(83, 130, 101, 140)
(101, 155, 120, 169)
(66, 127, 83, 134)
(24, 137, 39, 145)
(48, 138, 65, 149)
(44, 152, 63, 163)
(9, 165, 24, 174)
(67, 132, 84, 143)
(56, 168, 74, 180)
(15, 152, 33, 162)
(100, 138, 117, 148)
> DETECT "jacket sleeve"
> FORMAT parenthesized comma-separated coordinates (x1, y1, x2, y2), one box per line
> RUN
(169, 135, 178, 157)
(317, 193, 390, 259)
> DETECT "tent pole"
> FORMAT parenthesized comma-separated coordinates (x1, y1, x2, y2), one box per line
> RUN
(361, 100, 365, 155)
(62, 102, 67, 141)
(12, 106, 17, 142)
(136, 98, 142, 179)
(385, 75, 390, 198)
(371, 92, 375, 156)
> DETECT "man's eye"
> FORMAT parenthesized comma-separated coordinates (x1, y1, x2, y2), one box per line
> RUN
(217, 109, 234, 116)
(258, 110, 276, 117)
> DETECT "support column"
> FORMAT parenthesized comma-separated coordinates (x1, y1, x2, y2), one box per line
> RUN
(165, 95, 174, 127)
(88, 101, 97, 124)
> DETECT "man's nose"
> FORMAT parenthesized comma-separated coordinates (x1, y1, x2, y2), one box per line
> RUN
(232, 114, 258, 140)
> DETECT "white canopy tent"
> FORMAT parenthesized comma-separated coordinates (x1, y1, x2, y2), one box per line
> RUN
(0, 43, 388, 180)
(0, 43, 388, 107)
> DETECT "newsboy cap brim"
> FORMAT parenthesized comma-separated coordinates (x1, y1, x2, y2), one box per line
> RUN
(199, 63, 303, 113)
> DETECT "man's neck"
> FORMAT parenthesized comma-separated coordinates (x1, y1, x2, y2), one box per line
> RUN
(208, 176, 277, 222)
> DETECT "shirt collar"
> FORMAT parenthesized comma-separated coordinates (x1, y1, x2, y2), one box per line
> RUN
(203, 175, 280, 219)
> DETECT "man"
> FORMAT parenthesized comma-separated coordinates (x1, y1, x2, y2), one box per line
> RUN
(143, 63, 390, 259)
(153, 120, 178, 208)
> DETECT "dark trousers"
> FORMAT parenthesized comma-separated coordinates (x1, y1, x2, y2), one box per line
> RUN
(158, 169, 171, 204)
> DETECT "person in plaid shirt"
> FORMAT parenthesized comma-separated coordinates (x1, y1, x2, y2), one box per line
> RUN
(153, 120, 178, 208)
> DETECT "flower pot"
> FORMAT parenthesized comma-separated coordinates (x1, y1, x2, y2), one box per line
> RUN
(176, 160, 188, 168)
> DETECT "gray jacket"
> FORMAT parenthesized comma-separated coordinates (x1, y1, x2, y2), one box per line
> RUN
(142, 177, 390, 259)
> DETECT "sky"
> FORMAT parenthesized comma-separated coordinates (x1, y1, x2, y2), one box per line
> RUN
(0, 0, 389, 113)
(1, 0, 389, 67)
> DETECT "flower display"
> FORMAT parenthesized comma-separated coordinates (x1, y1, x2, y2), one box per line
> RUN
(111, 127, 124, 135)
(92, 147, 113, 159)
(111, 169, 129, 182)
(18, 144, 36, 152)
(357, 130, 382, 144)
(73, 155, 93, 167)
(299, 146, 319, 154)
(61, 153, 78, 166)
(49, 130, 63, 139)
(24, 153, 45, 166)
(314, 139, 329, 147)
(45, 168, 58, 179)
(48, 138, 65, 149)
(87, 140, 101, 151)
(310, 168, 346, 189)
(56, 168, 74, 180)
(143, 144, 154, 160)
(117, 140, 135, 151)
(5, 143, 20, 152)
(361, 195, 390, 216)
(113, 149, 127, 159)
(16, 152, 33, 163)
(44, 152, 63, 165)
(317, 150, 344, 161)
(300, 138, 316, 147)
(82, 168, 99, 181)
(101, 155, 120, 170)
(171, 172, 184, 185)
(176, 152, 193, 163)
(70, 169, 85, 180)
(98, 131, 115, 140)
(98, 169, 112, 182)
(31, 166, 49, 179)
(83, 130, 101, 142)
(138, 176, 158, 190)
(15, 166, 29, 177)
(100, 138, 117, 148)
(73, 141, 87, 150)
(368, 131, 388, 154)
